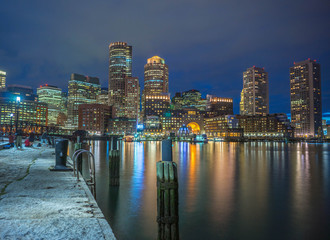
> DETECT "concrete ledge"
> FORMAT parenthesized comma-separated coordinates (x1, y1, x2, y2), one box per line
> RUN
(0, 147, 116, 240)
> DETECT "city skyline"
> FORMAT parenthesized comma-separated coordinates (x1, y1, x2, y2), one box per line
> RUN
(1, 0, 330, 115)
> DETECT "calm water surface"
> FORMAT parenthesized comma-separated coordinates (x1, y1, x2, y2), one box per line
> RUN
(86, 141, 330, 240)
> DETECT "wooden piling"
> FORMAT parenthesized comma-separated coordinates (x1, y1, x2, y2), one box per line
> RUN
(109, 150, 120, 186)
(157, 140, 179, 240)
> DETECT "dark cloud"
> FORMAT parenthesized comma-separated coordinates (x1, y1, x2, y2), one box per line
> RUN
(1, 0, 330, 114)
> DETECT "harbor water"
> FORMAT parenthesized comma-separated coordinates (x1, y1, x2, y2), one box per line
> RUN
(83, 141, 330, 240)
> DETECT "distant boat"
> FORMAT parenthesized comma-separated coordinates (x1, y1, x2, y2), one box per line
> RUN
(124, 136, 134, 142)
(194, 134, 208, 143)
(213, 137, 224, 142)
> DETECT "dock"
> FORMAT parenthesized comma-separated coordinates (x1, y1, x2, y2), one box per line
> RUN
(0, 146, 115, 239)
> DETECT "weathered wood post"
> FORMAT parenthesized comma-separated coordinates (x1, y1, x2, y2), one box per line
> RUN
(109, 136, 120, 186)
(157, 139, 179, 240)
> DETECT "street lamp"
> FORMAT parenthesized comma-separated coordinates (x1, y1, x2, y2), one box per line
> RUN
(15, 96, 21, 132)
(10, 113, 14, 132)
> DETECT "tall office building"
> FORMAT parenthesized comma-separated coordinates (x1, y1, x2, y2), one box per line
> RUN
(37, 84, 63, 125)
(67, 73, 101, 129)
(290, 59, 322, 137)
(144, 56, 169, 94)
(0, 85, 48, 133)
(125, 77, 140, 119)
(0, 70, 6, 90)
(240, 66, 269, 116)
(142, 56, 169, 118)
(239, 89, 245, 114)
(108, 42, 132, 117)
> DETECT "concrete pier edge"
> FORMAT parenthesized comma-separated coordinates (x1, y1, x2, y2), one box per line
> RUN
(0, 147, 116, 240)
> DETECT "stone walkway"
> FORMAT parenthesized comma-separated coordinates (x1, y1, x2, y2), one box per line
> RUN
(0, 146, 116, 240)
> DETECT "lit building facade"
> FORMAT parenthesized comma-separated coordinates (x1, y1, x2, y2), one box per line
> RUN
(172, 92, 184, 110)
(171, 90, 208, 111)
(125, 77, 140, 119)
(237, 113, 293, 139)
(206, 95, 233, 116)
(142, 56, 169, 118)
(290, 59, 322, 137)
(67, 73, 101, 129)
(144, 56, 169, 94)
(143, 93, 170, 117)
(37, 84, 63, 125)
(78, 104, 114, 135)
(0, 85, 48, 133)
(204, 115, 243, 140)
(108, 42, 132, 117)
(239, 89, 245, 114)
(0, 70, 6, 90)
(107, 118, 136, 135)
(181, 90, 207, 110)
(240, 66, 269, 116)
(160, 109, 205, 135)
(96, 88, 109, 105)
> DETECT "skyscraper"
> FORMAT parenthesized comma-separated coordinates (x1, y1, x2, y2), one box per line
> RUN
(290, 59, 322, 137)
(142, 56, 169, 118)
(240, 66, 269, 116)
(108, 42, 132, 117)
(0, 70, 6, 90)
(143, 56, 169, 94)
(37, 84, 64, 126)
(125, 77, 140, 119)
(67, 73, 101, 129)
(239, 89, 245, 114)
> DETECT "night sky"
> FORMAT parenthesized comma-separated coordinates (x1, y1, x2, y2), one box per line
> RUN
(1, 0, 330, 114)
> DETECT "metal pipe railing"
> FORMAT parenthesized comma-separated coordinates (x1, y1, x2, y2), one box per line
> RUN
(72, 149, 96, 198)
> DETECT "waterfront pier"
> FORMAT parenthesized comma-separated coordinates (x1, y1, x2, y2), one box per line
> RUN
(0, 146, 115, 239)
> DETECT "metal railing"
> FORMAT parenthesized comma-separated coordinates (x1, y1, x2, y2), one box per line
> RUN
(72, 149, 96, 198)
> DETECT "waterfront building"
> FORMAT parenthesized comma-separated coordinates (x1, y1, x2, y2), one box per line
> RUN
(67, 73, 101, 130)
(37, 84, 63, 126)
(0, 85, 48, 133)
(142, 56, 169, 118)
(78, 104, 114, 135)
(206, 95, 233, 117)
(108, 42, 132, 117)
(240, 66, 269, 116)
(290, 59, 322, 137)
(161, 111, 184, 135)
(143, 93, 170, 118)
(96, 88, 109, 105)
(107, 118, 136, 135)
(237, 113, 293, 139)
(160, 109, 205, 135)
(125, 77, 140, 119)
(143, 116, 163, 137)
(0, 70, 6, 90)
(204, 115, 243, 140)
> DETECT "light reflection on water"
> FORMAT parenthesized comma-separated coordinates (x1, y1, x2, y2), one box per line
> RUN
(85, 141, 330, 240)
